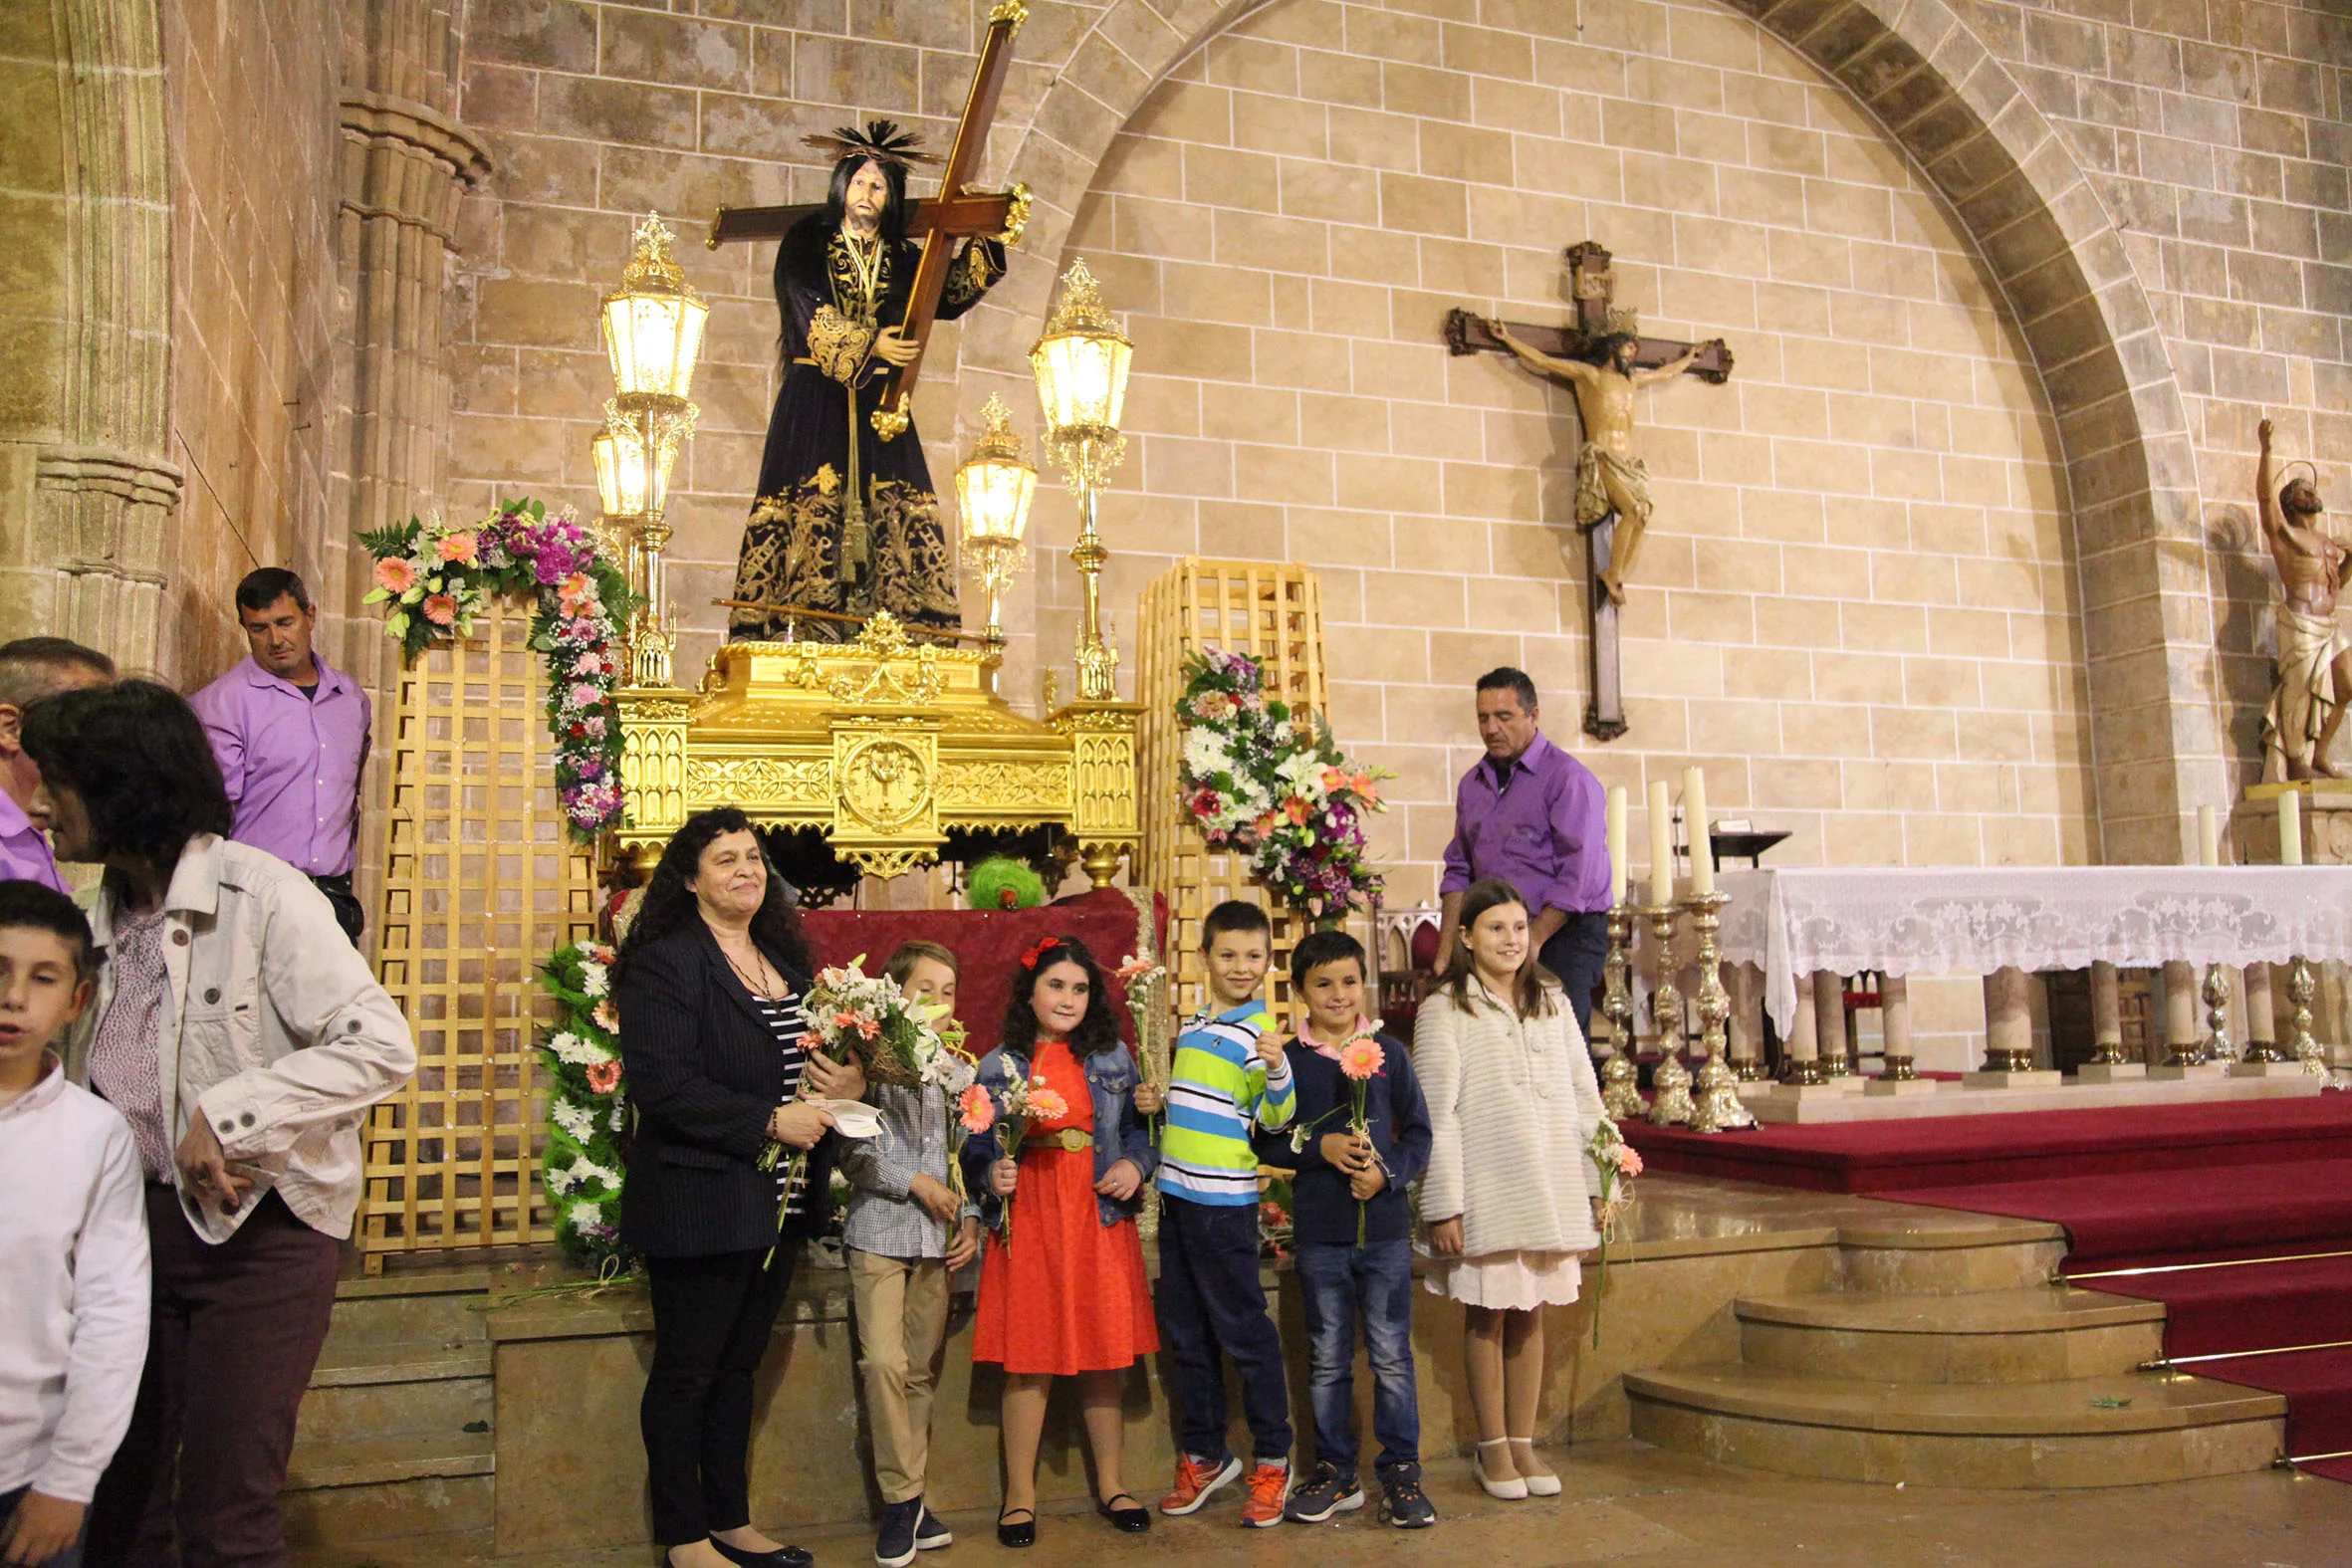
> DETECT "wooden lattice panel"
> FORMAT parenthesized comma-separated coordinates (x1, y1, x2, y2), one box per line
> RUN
(359, 603, 599, 1267)
(1137, 560, 1327, 1026)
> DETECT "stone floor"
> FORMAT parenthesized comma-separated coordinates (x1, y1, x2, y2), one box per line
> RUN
(294, 1438, 2352, 1568)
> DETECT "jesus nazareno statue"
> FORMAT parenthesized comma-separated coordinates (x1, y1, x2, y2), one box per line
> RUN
(728, 120, 1009, 643)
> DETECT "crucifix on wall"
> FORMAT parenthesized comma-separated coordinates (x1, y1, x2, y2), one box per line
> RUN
(1446, 242, 1732, 741)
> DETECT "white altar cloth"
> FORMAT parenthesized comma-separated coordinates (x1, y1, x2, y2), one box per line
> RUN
(1716, 866, 2352, 1034)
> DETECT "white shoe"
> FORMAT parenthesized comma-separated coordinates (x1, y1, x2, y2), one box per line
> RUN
(1473, 1439, 1528, 1500)
(1509, 1437, 1561, 1496)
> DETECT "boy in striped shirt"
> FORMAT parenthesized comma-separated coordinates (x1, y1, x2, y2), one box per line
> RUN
(1147, 901, 1297, 1526)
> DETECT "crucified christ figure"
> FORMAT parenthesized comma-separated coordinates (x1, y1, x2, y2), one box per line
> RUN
(2258, 416, 2352, 779)
(1491, 326, 1714, 605)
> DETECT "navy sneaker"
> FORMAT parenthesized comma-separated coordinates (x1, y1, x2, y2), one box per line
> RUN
(1285, 1460, 1365, 1523)
(875, 1498, 920, 1568)
(912, 1499, 952, 1550)
(1379, 1464, 1436, 1528)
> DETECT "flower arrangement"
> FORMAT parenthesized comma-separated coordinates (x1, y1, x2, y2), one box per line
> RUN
(1175, 647, 1390, 920)
(1586, 1116, 1643, 1347)
(537, 942, 629, 1265)
(359, 500, 635, 842)
(800, 956, 976, 1093)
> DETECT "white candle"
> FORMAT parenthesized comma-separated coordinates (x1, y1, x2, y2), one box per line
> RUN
(2280, 788, 2303, 867)
(1685, 766, 1713, 895)
(2197, 804, 2220, 867)
(1606, 785, 1628, 908)
(1648, 780, 1674, 907)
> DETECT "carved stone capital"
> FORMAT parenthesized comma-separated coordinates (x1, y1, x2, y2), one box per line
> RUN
(339, 89, 493, 241)
(36, 444, 183, 511)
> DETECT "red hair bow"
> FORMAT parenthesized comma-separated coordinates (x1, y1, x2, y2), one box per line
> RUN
(1019, 937, 1059, 971)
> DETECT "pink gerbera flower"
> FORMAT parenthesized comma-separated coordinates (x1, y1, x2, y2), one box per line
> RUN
(1617, 1147, 1644, 1178)
(374, 557, 417, 594)
(1026, 1087, 1069, 1122)
(958, 1083, 997, 1135)
(421, 593, 458, 626)
(585, 1059, 621, 1094)
(436, 531, 480, 564)
(1337, 1037, 1384, 1080)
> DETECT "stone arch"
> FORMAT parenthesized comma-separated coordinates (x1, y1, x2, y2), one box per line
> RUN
(963, 0, 2209, 865)
(0, 0, 180, 668)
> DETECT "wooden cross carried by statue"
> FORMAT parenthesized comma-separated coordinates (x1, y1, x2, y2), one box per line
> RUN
(1446, 242, 1732, 741)
(707, 0, 1035, 441)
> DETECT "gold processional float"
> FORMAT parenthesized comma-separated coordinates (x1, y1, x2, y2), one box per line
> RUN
(590, 214, 1143, 888)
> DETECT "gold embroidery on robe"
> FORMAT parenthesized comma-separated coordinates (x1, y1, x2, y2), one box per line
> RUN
(730, 471, 958, 642)
(806, 307, 874, 384)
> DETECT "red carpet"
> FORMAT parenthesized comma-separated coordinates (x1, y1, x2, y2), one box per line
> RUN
(1622, 1095, 2352, 1193)
(1627, 1093, 2352, 1476)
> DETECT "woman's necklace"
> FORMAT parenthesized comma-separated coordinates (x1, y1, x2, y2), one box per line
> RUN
(717, 938, 785, 1002)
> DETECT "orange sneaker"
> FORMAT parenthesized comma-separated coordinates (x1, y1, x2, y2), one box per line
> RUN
(1159, 1453, 1242, 1515)
(1239, 1460, 1290, 1528)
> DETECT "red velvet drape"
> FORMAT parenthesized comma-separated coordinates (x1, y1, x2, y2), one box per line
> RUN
(800, 888, 1168, 1056)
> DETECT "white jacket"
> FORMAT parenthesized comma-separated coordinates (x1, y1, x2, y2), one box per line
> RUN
(1415, 978, 1605, 1259)
(0, 1057, 149, 1502)
(66, 834, 416, 1243)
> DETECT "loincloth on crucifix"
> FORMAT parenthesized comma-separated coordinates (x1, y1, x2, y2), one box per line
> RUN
(2263, 604, 2349, 774)
(1574, 444, 1652, 536)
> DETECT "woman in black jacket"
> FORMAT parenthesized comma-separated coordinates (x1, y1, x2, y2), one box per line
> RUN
(615, 807, 864, 1568)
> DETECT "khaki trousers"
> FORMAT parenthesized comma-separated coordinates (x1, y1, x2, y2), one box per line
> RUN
(847, 1247, 953, 1503)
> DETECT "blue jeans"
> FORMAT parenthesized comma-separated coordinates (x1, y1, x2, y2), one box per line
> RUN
(1294, 1238, 1419, 1475)
(1540, 909, 1610, 1039)
(1157, 1196, 1293, 1462)
(0, 1486, 83, 1568)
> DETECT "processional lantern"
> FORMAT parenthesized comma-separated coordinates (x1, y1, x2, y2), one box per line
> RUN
(954, 394, 1037, 660)
(595, 213, 706, 688)
(1029, 259, 1131, 704)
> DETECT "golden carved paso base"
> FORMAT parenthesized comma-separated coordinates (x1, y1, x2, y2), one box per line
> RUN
(614, 611, 1140, 882)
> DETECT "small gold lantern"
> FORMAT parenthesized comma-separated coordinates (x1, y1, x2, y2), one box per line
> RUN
(954, 395, 1037, 656)
(1028, 260, 1132, 703)
(600, 213, 709, 401)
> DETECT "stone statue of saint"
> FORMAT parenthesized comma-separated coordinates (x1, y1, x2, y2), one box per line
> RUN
(2258, 417, 2352, 780)
(1490, 324, 1718, 604)
(729, 121, 1008, 643)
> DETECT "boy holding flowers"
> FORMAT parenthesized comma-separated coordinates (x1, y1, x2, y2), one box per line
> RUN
(837, 942, 978, 1568)
(1257, 929, 1434, 1528)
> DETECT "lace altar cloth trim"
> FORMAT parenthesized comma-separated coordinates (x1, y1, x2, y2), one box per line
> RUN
(1716, 866, 2352, 1034)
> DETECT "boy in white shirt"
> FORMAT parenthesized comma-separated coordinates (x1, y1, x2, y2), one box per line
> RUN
(0, 880, 148, 1568)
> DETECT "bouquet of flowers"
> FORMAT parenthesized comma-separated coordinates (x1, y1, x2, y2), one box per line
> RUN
(799, 956, 976, 1093)
(1586, 1116, 1644, 1347)
(1175, 647, 1391, 921)
(536, 942, 628, 1265)
(960, 1071, 1069, 1243)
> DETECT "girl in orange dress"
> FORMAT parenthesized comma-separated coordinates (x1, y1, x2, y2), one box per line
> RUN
(962, 935, 1159, 1548)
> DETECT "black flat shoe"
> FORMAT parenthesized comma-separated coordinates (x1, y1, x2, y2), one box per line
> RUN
(997, 1506, 1037, 1549)
(710, 1538, 813, 1568)
(1097, 1492, 1151, 1532)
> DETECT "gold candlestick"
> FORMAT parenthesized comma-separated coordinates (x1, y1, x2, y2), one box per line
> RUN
(1644, 901, 1694, 1127)
(1682, 889, 1754, 1133)
(2200, 964, 2234, 1064)
(1596, 901, 1647, 1120)
(2289, 957, 2325, 1075)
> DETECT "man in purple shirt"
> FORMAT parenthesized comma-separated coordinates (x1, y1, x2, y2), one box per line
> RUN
(1437, 668, 1613, 1036)
(188, 569, 371, 943)
(0, 638, 118, 892)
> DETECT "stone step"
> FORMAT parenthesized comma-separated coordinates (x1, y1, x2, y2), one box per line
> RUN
(327, 1270, 491, 1346)
(1834, 1212, 2070, 1295)
(1625, 1362, 2284, 1488)
(1737, 1285, 2167, 1383)
(297, 1363, 491, 1448)
(280, 1432, 494, 1552)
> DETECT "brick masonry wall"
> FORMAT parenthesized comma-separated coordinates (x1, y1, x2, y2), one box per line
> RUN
(160, 0, 347, 686)
(1948, 0, 2352, 782)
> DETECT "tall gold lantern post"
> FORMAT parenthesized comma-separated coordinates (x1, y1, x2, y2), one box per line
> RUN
(953, 393, 1037, 671)
(598, 213, 708, 689)
(1029, 260, 1132, 702)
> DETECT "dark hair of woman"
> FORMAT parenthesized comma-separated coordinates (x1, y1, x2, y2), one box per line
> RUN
(614, 806, 811, 983)
(822, 154, 909, 248)
(999, 935, 1121, 1059)
(1437, 878, 1559, 1021)
(19, 679, 232, 870)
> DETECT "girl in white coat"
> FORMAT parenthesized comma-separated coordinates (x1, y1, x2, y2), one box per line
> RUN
(1416, 878, 1606, 1500)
